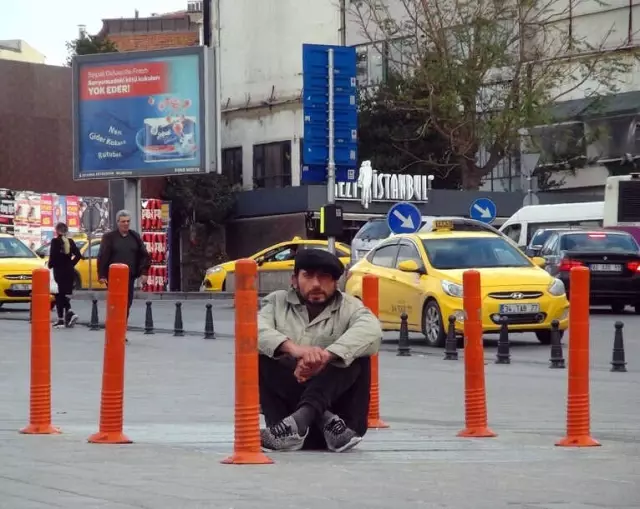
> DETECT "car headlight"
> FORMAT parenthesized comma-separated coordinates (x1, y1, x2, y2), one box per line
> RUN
(441, 280, 463, 298)
(205, 266, 223, 276)
(548, 278, 565, 297)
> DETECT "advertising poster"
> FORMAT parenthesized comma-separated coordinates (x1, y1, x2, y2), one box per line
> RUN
(0, 189, 15, 234)
(66, 196, 80, 231)
(79, 197, 110, 233)
(40, 194, 54, 229)
(52, 195, 67, 226)
(73, 47, 207, 180)
(27, 194, 41, 228)
(14, 192, 30, 226)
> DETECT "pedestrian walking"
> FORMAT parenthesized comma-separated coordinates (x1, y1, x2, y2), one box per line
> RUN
(97, 209, 151, 340)
(48, 222, 82, 328)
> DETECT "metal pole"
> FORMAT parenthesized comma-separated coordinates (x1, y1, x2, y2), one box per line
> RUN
(327, 48, 336, 255)
(214, 0, 222, 175)
(339, 0, 346, 46)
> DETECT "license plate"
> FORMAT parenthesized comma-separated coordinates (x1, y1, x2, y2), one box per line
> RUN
(499, 303, 540, 314)
(590, 263, 622, 272)
(11, 283, 31, 291)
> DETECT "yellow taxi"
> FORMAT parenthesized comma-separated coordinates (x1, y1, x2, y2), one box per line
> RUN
(36, 235, 105, 290)
(345, 220, 569, 347)
(201, 236, 352, 292)
(0, 233, 54, 307)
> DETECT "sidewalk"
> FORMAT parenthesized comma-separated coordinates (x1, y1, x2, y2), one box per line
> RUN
(1, 320, 638, 508)
(0, 300, 237, 337)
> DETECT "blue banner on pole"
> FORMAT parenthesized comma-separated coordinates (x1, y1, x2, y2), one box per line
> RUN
(301, 43, 358, 184)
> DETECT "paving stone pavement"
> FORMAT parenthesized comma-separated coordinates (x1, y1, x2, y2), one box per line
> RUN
(0, 319, 639, 508)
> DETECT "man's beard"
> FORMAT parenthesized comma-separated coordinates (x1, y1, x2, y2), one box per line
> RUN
(296, 288, 336, 308)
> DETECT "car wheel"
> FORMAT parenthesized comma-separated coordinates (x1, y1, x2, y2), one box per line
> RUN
(536, 329, 564, 345)
(422, 299, 446, 347)
(611, 303, 625, 314)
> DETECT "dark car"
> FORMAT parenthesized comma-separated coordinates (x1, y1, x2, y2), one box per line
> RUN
(539, 230, 640, 313)
(525, 226, 584, 257)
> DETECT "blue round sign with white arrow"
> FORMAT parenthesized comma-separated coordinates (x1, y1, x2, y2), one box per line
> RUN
(469, 197, 497, 224)
(387, 202, 422, 234)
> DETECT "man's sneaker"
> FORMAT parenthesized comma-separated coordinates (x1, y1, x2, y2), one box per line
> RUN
(323, 416, 362, 452)
(65, 311, 78, 328)
(260, 416, 308, 451)
(53, 319, 65, 329)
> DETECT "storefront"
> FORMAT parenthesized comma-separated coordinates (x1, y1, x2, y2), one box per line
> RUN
(225, 179, 598, 259)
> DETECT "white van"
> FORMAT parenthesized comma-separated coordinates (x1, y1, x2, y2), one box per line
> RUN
(499, 202, 604, 248)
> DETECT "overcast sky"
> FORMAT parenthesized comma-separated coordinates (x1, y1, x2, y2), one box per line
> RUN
(1, 0, 187, 66)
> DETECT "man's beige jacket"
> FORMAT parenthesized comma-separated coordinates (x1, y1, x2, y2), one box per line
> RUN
(258, 289, 383, 367)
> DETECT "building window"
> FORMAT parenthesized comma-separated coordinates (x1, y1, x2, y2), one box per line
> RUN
(253, 141, 292, 189)
(355, 39, 413, 87)
(222, 147, 243, 187)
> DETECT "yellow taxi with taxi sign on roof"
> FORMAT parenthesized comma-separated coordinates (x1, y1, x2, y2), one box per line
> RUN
(345, 219, 569, 347)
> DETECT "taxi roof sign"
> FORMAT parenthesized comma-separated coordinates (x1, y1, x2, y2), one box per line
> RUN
(433, 219, 453, 230)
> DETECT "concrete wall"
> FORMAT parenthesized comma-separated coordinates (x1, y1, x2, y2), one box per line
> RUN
(226, 270, 346, 294)
(225, 212, 308, 259)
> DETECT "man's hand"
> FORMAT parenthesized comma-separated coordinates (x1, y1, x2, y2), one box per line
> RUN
(294, 349, 333, 383)
(139, 275, 148, 285)
(99, 278, 107, 286)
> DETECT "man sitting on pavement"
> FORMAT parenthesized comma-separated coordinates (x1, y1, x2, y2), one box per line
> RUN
(258, 248, 383, 453)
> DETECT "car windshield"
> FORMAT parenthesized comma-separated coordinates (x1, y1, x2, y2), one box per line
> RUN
(35, 240, 87, 256)
(0, 237, 37, 258)
(561, 232, 639, 252)
(422, 236, 532, 269)
(529, 229, 559, 247)
(354, 220, 391, 241)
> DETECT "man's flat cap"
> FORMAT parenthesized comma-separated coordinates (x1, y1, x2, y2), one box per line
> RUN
(294, 248, 344, 280)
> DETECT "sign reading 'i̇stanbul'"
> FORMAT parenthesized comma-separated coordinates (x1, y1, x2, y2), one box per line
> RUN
(334, 161, 431, 209)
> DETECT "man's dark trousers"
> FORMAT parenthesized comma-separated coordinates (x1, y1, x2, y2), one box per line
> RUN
(126, 276, 135, 318)
(258, 354, 371, 450)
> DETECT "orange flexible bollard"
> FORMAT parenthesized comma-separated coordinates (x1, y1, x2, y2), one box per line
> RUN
(222, 259, 273, 465)
(88, 264, 132, 444)
(362, 274, 389, 429)
(20, 268, 61, 435)
(457, 270, 496, 438)
(556, 266, 600, 447)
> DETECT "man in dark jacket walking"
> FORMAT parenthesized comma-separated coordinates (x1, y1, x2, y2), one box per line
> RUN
(97, 209, 151, 324)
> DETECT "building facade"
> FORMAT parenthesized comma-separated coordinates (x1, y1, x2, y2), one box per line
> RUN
(0, 40, 45, 64)
(210, 0, 640, 200)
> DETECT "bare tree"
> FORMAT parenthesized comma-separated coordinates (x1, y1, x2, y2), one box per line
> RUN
(350, 0, 633, 189)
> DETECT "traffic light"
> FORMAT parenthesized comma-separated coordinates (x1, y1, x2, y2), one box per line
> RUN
(319, 204, 344, 237)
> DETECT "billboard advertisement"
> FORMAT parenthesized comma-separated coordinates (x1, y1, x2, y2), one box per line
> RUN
(72, 47, 208, 180)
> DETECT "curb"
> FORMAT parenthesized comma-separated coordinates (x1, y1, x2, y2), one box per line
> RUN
(72, 291, 270, 301)
(0, 314, 233, 338)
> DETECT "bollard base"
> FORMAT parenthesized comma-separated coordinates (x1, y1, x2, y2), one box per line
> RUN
(549, 360, 565, 369)
(457, 427, 497, 438)
(88, 431, 133, 444)
(221, 451, 274, 465)
(144, 330, 155, 335)
(495, 357, 510, 365)
(367, 418, 390, 429)
(610, 364, 627, 373)
(396, 350, 411, 357)
(555, 435, 601, 447)
(20, 424, 61, 435)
